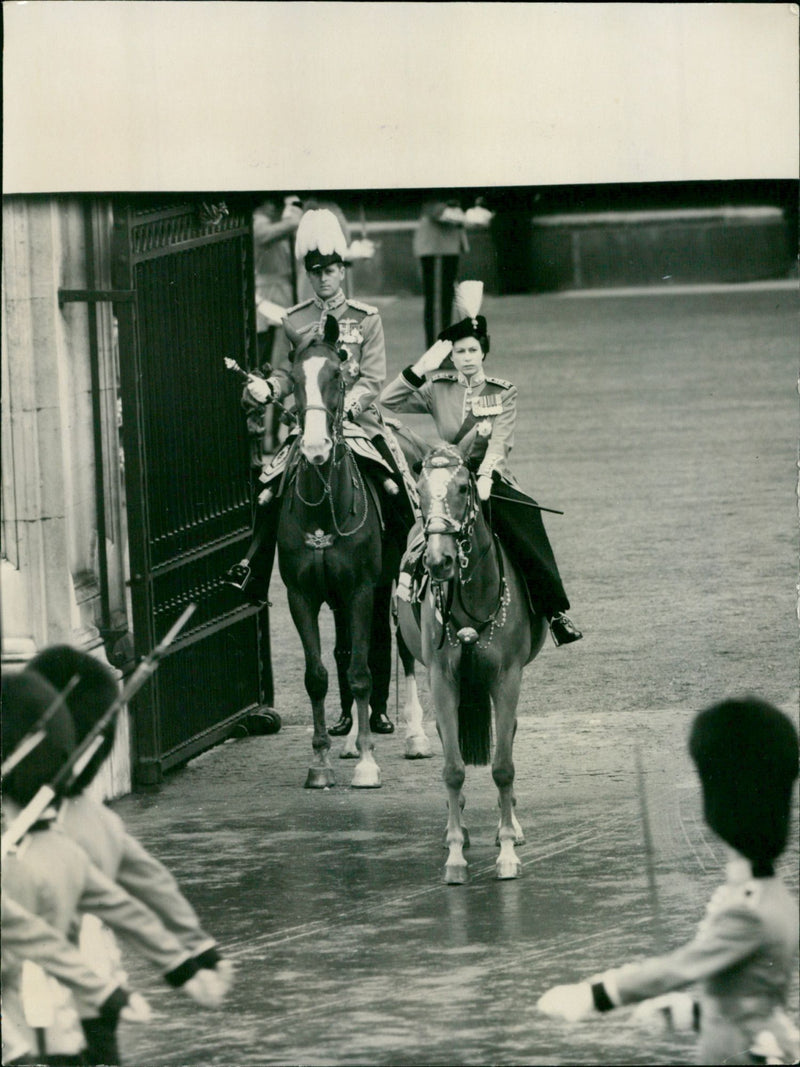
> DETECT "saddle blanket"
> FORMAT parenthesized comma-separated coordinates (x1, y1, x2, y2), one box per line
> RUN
(259, 426, 420, 512)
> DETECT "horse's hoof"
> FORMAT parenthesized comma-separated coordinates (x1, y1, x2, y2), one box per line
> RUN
(444, 864, 468, 885)
(404, 737, 433, 759)
(350, 762, 382, 788)
(304, 767, 336, 789)
(496, 858, 522, 880)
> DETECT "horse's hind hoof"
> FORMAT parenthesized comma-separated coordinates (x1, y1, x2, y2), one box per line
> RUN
(444, 864, 468, 885)
(304, 767, 336, 789)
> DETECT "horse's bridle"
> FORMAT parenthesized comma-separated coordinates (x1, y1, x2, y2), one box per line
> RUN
(421, 449, 508, 648)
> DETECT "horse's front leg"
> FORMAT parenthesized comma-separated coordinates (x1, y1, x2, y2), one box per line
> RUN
(431, 662, 467, 883)
(492, 665, 524, 879)
(397, 627, 432, 759)
(287, 587, 335, 789)
(347, 585, 381, 788)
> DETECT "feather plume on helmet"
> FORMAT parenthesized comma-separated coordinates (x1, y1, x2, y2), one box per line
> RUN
(295, 209, 348, 271)
(438, 280, 490, 352)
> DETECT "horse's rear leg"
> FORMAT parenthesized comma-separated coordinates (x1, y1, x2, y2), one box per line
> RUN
(432, 667, 467, 883)
(287, 589, 335, 788)
(348, 586, 381, 789)
(492, 667, 524, 878)
(397, 627, 432, 759)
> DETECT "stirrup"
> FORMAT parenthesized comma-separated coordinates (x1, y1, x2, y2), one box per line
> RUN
(223, 561, 251, 591)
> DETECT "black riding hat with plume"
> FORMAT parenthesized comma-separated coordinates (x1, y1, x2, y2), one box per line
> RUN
(438, 281, 490, 352)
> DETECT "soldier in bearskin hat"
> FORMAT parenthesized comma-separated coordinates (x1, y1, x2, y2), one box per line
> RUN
(1, 665, 228, 1065)
(537, 696, 799, 1065)
(22, 645, 233, 1064)
(380, 280, 582, 647)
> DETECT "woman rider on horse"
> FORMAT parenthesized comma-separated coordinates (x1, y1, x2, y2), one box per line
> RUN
(379, 281, 582, 647)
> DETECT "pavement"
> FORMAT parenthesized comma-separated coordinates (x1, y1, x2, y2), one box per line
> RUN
(114, 705, 799, 1067)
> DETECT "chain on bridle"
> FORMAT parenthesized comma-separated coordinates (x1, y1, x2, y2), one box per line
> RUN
(421, 446, 508, 648)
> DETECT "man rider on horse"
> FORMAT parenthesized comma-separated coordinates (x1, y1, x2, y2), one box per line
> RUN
(232, 208, 417, 733)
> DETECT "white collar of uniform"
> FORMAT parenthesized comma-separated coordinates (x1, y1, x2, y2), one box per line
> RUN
(313, 290, 347, 314)
(457, 369, 486, 389)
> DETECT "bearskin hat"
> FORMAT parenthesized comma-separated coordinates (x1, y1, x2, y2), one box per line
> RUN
(2, 669, 76, 804)
(689, 697, 799, 875)
(27, 646, 119, 795)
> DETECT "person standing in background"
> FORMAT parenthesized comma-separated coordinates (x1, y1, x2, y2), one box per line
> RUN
(253, 196, 303, 453)
(414, 195, 493, 348)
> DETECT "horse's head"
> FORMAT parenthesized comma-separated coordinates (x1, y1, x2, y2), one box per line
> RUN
(284, 314, 349, 465)
(418, 444, 477, 582)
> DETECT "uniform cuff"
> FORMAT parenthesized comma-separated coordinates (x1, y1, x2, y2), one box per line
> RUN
(401, 367, 425, 388)
(193, 946, 222, 969)
(163, 957, 199, 987)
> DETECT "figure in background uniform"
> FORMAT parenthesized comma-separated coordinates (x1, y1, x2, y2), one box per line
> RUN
(230, 208, 417, 734)
(414, 196, 493, 348)
(252, 195, 303, 454)
(538, 696, 799, 1066)
(380, 281, 582, 647)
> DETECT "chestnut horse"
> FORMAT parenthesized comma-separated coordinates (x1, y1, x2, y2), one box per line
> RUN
(397, 444, 548, 882)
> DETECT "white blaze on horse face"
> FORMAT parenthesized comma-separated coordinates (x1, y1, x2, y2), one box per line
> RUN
(301, 355, 333, 464)
(424, 466, 458, 578)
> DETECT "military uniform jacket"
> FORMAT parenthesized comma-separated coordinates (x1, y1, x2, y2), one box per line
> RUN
(59, 794, 216, 957)
(380, 365, 519, 485)
(608, 871, 799, 1064)
(2, 825, 195, 1058)
(264, 292, 387, 439)
(413, 201, 469, 257)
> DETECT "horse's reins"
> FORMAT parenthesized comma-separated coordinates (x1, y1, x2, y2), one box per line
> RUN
(291, 348, 368, 538)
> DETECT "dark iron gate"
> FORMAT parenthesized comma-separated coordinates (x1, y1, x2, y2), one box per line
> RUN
(112, 198, 271, 787)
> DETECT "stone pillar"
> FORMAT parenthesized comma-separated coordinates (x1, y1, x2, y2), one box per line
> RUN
(1, 196, 131, 797)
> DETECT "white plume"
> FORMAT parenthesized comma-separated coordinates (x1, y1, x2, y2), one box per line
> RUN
(453, 280, 484, 320)
(295, 209, 347, 260)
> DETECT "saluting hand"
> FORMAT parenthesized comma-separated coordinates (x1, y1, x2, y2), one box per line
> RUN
(412, 339, 452, 377)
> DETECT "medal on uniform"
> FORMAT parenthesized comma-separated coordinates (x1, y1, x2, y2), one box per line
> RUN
(339, 318, 364, 345)
(471, 393, 504, 417)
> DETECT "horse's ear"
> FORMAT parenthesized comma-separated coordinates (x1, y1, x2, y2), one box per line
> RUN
(283, 317, 303, 359)
(323, 314, 340, 349)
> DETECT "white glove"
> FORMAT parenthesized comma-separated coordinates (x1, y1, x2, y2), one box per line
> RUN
(537, 982, 596, 1022)
(464, 205, 494, 228)
(632, 992, 697, 1033)
(214, 959, 235, 995)
(182, 968, 227, 1009)
(344, 395, 363, 419)
(245, 376, 273, 405)
(477, 475, 493, 501)
(412, 339, 452, 377)
(120, 992, 152, 1024)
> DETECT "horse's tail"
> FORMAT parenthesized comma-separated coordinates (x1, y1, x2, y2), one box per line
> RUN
(457, 643, 493, 766)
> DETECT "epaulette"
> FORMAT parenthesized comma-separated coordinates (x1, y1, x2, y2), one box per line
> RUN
(346, 298, 379, 316)
(285, 298, 315, 315)
(429, 370, 459, 382)
(484, 376, 514, 389)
